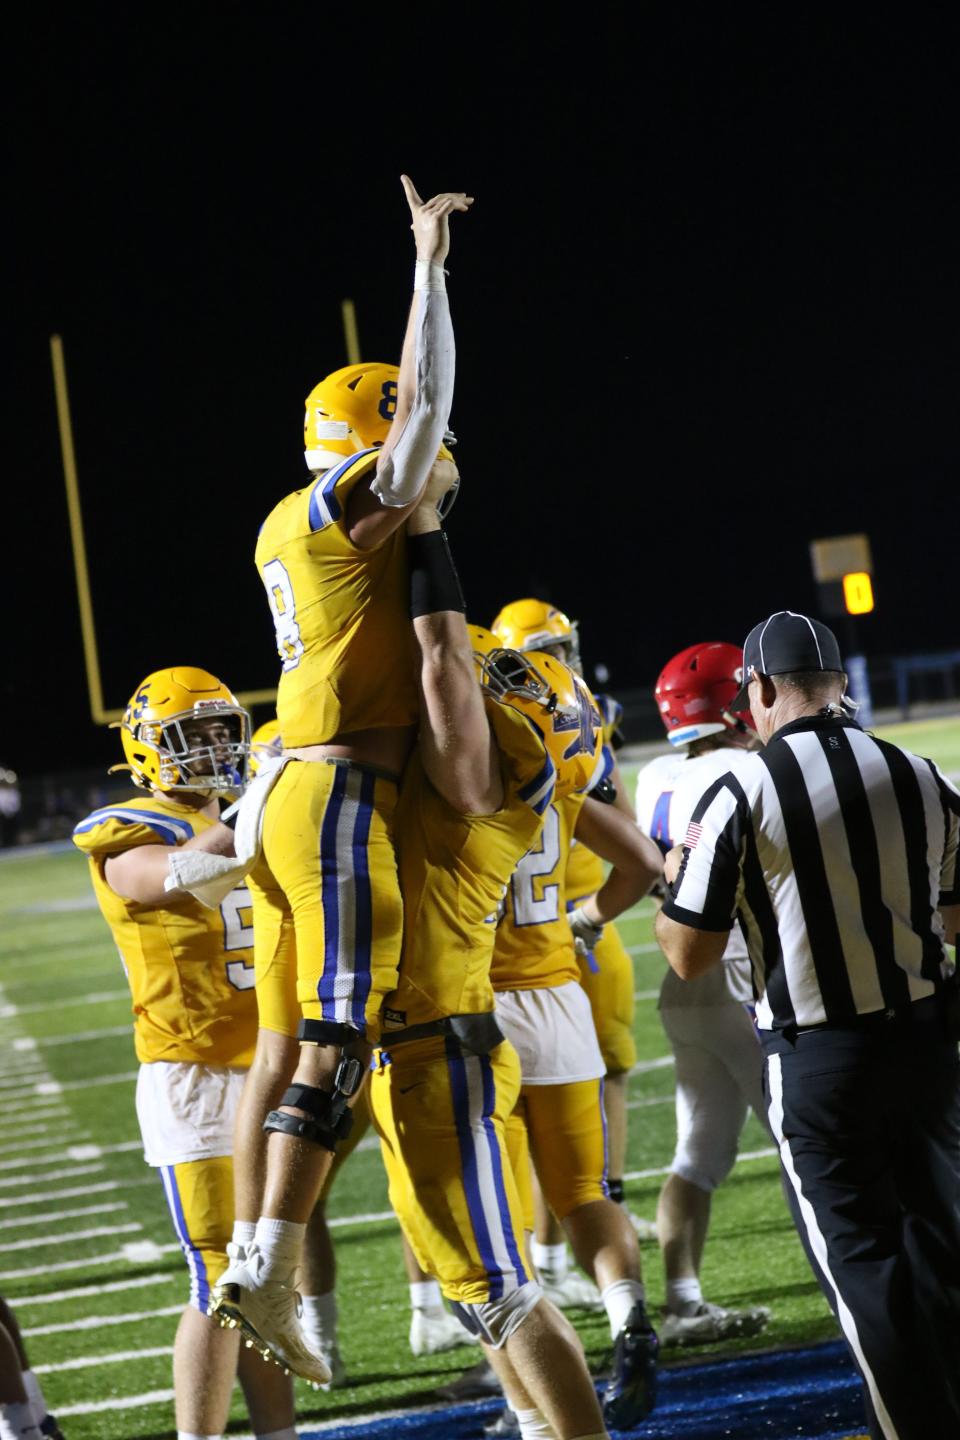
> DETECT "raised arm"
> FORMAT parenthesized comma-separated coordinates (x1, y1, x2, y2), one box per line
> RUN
(346, 176, 473, 550)
(407, 483, 502, 816)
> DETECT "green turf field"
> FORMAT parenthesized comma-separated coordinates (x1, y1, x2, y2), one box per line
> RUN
(0, 715, 956, 1438)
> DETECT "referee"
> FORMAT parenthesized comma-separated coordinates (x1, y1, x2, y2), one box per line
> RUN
(654, 610, 960, 1440)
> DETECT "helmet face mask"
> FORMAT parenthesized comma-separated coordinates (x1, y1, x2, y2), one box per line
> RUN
(476, 645, 605, 799)
(114, 668, 251, 796)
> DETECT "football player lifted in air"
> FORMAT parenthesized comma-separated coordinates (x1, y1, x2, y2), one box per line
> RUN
(491, 600, 657, 1271)
(369, 473, 614, 1440)
(209, 177, 473, 1382)
(634, 643, 772, 1344)
(73, 668, 298, 1440)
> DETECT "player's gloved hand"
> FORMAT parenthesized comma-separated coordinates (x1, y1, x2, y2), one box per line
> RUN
(569, 906, 604, 956)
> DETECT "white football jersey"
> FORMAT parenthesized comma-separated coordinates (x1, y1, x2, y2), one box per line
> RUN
(636, 744, 755, 1003)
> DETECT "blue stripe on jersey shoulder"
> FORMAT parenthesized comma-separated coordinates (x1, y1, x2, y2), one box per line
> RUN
(73, 806, 195, 846)
(308, 449, 377, 532)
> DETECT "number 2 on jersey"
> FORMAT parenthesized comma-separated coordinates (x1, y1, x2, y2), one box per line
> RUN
(511, 805, 561, 926)
(262, 558, 304, 671)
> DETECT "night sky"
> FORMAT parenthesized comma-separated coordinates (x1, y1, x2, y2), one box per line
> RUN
(10, 9, 959, 774)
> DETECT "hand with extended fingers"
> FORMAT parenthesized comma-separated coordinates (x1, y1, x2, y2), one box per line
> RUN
(401, 175, 474, 266)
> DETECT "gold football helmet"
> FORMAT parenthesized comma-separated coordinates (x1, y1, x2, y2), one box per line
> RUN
(111, 667, 251, 795)
(479, 647, 604, 800)
(303, 363, 459, 479)
(303, 363, 399, 472)
(248, 717, 283, 778)
(490, 598, 581, 673)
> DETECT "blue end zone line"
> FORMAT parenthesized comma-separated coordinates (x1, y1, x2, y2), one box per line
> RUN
(292, 1339, 866, 1439)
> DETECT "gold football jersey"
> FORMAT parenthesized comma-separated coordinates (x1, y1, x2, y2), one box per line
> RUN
(382, 701, 555, 1031)
(490, 791, 587, 992)
(73, 796, 257, 1067)
(256, 450, 418, 746)
(564, 695, 621, 899)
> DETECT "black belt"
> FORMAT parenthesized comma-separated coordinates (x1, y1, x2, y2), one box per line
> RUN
(769, 994, 944, 1045)
(381, 1012, 504, 1056)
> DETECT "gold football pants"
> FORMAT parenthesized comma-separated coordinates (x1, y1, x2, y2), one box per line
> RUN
(370, 1035, 532, 1305)
(248, 759, 403, 1044)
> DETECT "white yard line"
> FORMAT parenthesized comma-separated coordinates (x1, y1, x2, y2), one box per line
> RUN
(2, 1176, 155, 1208)
(0, 1070, 51, 1089)
(33, 1344, 174, 1373)
(0, 1222, 142, 1253)
(0, 1109, 63, 1133)
(633, 989, 660, 1001)
(0, 1139, 141, 1172)
(23, 1308, 174, 1338)
(16, 1025, 133, 1048)
(624, 1146, 776, 1183)
(0, 1202, 128, 1231)
(629, 1055, 675, 1075)
(0, 990, 130, 1019)
(626, 1095, 674, 1111)
(0, 1162, 106, 1190)
(16, 1271, 177, 1307)
(627, 942, 662, 955)
(53, 1388, 176, 1417)
(0, 1239, 179, 1281)
(34, 1071, 138, 1095)
(0, 1133, 89, 1158)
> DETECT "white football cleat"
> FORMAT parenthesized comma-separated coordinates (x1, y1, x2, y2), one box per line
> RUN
(539, 1269, 605, 1311)
(659, 1300, 771, 1347)
(409, 1305, 477, 1357)
(210, 1242, 332, 1387)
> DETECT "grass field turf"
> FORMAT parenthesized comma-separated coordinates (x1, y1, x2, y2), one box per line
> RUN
(0, 715, 956, 1439)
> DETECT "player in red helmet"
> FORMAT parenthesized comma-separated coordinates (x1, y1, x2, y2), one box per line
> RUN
(635, 642, 772, 1346)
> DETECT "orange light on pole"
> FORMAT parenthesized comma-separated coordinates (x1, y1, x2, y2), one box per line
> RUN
(843, 572, 875, 615)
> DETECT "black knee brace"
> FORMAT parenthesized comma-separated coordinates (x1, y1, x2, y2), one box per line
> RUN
(263, 1082, 355, 1153)
(263, 1021, 366, 1153)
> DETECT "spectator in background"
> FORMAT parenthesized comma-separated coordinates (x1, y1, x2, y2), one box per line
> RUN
(0, 770, 21, 847)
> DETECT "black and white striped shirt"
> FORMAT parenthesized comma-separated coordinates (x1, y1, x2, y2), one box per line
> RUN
(662, 714, 960, 1032)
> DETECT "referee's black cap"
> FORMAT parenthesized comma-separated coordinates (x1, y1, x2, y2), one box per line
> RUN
(730, 611, 844, 709)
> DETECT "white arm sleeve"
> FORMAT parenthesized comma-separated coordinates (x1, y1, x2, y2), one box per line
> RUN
(370, 284, 455, 509)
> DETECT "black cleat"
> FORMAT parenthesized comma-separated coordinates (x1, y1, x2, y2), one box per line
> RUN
(602, 1300, 660, 1429)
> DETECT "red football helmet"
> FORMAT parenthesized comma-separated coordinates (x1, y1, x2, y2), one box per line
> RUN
(655, 642, 755, 747)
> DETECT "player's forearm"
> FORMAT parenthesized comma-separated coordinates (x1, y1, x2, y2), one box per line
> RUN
(371, 273, 454, 510)
(586, 857, 656, 926)
(105, 825, 236, 905)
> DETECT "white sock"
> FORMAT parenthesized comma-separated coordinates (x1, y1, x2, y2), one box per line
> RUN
(253, 1216, 305, 1285)
(300, 1289, 337, 1345)
(601, 1277, 646, 1339)
(232, 1219, 257, 1249)
(531, 1240, 568, 1282)
(0, 1402, 42, 1440)
(515, 1408, 555, 1439)
(410, 1278, 443, 1312)
(256, 1430, 298, 1440)
(666, 1275, 703, 1314)
(177, 1433, 220, 1440)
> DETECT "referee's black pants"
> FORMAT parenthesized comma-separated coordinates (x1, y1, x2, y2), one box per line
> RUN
(762, 1008, 960, 1440)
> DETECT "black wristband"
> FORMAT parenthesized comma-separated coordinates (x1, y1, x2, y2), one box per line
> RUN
(408, 530, 466, 618)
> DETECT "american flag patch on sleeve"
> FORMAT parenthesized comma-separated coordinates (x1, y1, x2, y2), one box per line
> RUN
(685, 821, 703, 849)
